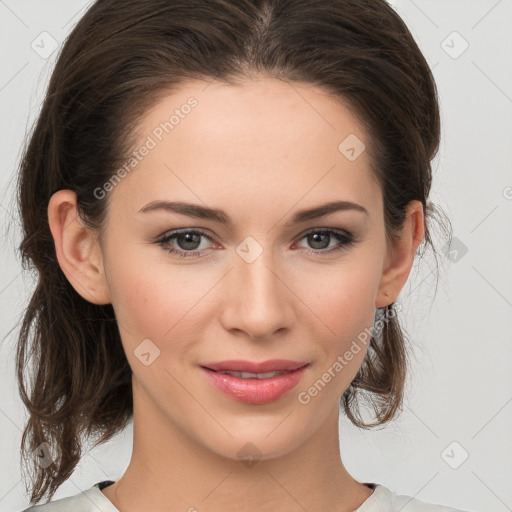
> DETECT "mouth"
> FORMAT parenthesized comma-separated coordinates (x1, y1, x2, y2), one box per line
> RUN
(201, 359, 308, 374)
(209, 369, 291, 379)
(200, 360, 310, 404)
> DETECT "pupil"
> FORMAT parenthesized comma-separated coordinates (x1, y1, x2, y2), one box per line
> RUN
(179, 233, 200, 250)
(309, 233, 329, 249)
(176, 232, 331, 251)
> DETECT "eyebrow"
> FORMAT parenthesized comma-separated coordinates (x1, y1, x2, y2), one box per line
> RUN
(137, 200, 368, 226)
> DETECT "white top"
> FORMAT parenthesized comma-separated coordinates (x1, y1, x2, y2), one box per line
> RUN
(20, 480, 471, 512)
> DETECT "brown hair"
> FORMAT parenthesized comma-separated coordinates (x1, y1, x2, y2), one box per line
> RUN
(14, 0, 450, 504)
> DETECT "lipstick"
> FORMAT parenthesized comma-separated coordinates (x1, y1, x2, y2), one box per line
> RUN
(200, 359, 309, 405)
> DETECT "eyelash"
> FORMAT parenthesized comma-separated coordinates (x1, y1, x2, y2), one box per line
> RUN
(156, 228, 356, 258)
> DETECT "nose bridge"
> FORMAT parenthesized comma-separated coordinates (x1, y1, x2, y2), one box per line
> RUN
(221, 235, 292, 338)
(236, 234, 283, 306)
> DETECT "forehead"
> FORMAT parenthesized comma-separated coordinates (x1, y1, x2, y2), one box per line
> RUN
(109, 77, 381, 219)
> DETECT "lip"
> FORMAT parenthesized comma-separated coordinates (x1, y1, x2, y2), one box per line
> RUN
(201, 359, 308, 373)
(200, 360, 309, 405)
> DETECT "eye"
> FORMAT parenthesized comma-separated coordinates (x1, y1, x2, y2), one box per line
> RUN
(157, 229, 213, 258)
(295, 229, 356, 255)
(156, 227, 357, 259)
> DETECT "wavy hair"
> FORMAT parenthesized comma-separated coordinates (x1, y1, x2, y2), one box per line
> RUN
(14, 0, 450, 504)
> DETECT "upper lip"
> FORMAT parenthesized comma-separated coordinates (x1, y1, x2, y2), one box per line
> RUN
(201, 359, 309, 373)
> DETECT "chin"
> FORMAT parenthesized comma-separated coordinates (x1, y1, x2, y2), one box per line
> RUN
(191, 412, 316, 465)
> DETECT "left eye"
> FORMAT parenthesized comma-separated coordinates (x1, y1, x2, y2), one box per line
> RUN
(295, 230, 354, 252)
(156, 228, 355, 258)
(157, 229, 212, 257)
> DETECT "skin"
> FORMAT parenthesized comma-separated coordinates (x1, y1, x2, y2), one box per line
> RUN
(48, 76, 424, 512)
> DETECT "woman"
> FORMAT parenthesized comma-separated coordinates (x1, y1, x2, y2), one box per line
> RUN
(15, 0, 468, 510)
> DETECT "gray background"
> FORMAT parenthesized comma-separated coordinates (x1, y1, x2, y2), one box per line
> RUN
(1, 1, 511, 511)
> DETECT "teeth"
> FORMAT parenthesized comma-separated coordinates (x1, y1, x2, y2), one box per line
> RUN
(218, 370, 286, 379)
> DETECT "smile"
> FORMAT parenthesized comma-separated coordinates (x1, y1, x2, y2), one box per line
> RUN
(215, 370, 288, 379)
(200, 360, 309, 404)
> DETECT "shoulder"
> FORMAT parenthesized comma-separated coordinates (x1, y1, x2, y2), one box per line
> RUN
(357, 483, 472, 512)
(17, 481, 118, 512)
(19, 492, 92, 512)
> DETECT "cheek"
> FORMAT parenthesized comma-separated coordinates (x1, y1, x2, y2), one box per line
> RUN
(105, 230, 384, 367)
(105, 250, 182, 345)
(106, 249, 218, 364)
(297, 251, 384, 386)
(302, 258, 383, 337)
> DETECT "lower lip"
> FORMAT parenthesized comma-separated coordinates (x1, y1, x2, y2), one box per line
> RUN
(201, 365, 308, 405)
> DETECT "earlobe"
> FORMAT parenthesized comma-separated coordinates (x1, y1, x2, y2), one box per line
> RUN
(375, 200, 425, 308)
(47, 189, 111, 305)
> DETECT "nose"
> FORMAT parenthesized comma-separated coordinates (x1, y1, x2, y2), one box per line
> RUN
(219, 243, 295, 341)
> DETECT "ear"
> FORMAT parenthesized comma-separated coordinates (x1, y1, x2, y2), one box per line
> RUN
(375, 200, 425, 308)
(47, 189, 111, 305)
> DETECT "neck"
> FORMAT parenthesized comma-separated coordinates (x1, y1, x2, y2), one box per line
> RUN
(102, 379, 373, 512)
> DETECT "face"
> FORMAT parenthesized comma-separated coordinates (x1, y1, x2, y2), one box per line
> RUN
(95, 77, 398, 461)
